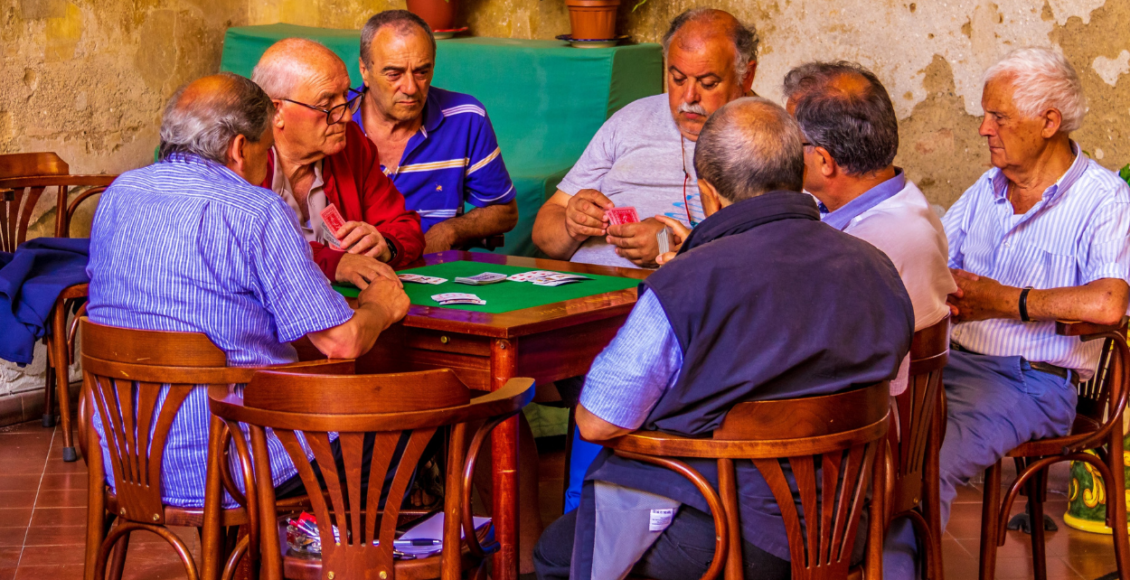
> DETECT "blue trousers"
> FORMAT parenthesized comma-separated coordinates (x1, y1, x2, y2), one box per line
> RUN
(884, 349, 1077, 579)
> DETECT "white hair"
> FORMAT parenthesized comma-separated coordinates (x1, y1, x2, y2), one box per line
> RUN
(983, 47, 1087, 133)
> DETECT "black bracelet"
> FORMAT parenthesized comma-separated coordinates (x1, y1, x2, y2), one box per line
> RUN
(1019, 287, 1033, 322)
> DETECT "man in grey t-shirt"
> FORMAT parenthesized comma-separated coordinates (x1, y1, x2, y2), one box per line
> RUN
(532, 8, 759, 268)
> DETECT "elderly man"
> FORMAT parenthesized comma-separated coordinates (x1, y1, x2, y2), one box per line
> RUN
(532, 8, 757, 269)
(251, 38, 425, 287)
(86, 73, 409, 508)
(533, 98, 914, 580)
(352, 10, 518, 252)
(885, 48, 1130, 579)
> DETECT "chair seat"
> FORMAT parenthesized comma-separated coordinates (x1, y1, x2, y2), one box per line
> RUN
(1006, 414, 1102, 458)
(105, 491, 249, 528)
(58, 283, 88, 300)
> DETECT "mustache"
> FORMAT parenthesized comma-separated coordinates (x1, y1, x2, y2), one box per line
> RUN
(678, 102, 708, 116)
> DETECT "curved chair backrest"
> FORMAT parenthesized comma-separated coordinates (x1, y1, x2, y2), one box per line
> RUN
(0, 152, 115, 252)
(211, 369, 535, 580)
(889, 316, 950, 515)
(604, 381, 890, 580)
(1066, 318, 1130, 431)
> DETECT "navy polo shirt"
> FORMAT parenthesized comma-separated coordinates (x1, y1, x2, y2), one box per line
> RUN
(353, 86, 516, 232)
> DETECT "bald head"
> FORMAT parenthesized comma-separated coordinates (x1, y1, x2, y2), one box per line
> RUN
(693, 97, 805, 202)
(783, 61, 899, 176)
(662, 9, 758, 78)
(252, 38, 350, 101)
(158, 72, 274, 165)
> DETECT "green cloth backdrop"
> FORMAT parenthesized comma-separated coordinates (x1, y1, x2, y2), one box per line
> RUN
(220, 25, 663, 256)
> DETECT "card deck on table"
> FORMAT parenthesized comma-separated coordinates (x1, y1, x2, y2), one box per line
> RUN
(533, 278, 580, 287)
(507, 270, 591, 283)
(454, 272, 507, 285)
(431, 292, 486, 305)
(320, 205, 347, 240)
(606, 206, 640, 226)
(399, 273, 447, 285)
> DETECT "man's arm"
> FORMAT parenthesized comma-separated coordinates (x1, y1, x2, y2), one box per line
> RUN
(532, 189, 611, 260)
(307, 272, 410, 358)
(576, 404, 634, 441)
(424, 200, 518, 253)
(948, 273, 1128, 326)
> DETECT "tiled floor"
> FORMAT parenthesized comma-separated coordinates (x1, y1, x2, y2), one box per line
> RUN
(0, 421, 1121, 580)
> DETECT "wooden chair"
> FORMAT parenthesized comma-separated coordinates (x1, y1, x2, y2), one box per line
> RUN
(79, 320, 352, 580)
(207, 368, 535, 580)
(886, 316, 949, 580)
(979, 319, 1130, 580)
(0, 151, 116, 462)
(596, 381, 891, 580)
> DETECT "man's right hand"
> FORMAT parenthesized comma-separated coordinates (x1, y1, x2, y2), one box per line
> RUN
(335, 252, 398, 289)
(357, 274, 410, 329)
(564, 189, 613, 241)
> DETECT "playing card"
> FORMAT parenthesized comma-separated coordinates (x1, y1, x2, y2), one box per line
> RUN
(606, 206, 639, 226)
(657, 227, 671, 255)
(432, 292, 486, 305)
(507, 270, 558, 282)
(534, 279, 580, 287)
(454, 272, 507, 285)
(399, 274, 447, 285)
(320, 205, 347, 239)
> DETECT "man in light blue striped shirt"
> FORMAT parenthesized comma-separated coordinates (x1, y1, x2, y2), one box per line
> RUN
(886, 48, 1130, 579)
(87, 73, 410, 508)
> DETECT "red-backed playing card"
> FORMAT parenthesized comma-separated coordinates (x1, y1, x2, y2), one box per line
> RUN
(606, 206, 639, 226)
(320, 205, 347, 240)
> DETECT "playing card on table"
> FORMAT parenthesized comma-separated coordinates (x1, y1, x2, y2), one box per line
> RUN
(431, 292, 486, 305)
(399, 273, 447, 285)
(533, 278, 580, 287)
(507, 270, 590, 283)
(606, 206, 639, 226)
(454, 272, 507, 285)
(320, 205, 347, 240)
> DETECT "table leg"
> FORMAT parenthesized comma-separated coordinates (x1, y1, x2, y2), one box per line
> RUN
(491, 338, 519, 580)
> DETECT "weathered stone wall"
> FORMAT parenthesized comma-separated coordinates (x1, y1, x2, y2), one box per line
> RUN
(1, 0, 1128, 402)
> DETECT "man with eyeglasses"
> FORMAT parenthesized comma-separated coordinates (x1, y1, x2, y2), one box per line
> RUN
(252, 38, 424, 288)
(353, 11, 518, 253)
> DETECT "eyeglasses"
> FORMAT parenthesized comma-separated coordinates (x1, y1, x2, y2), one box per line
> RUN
(280, 87, 366, 125)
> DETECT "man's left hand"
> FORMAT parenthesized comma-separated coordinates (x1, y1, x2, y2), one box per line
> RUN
(423, 222, 458, 254)
(607, 218, 667, 267)
(947, 268, 1020, 322)
(337, 221, 392, 262)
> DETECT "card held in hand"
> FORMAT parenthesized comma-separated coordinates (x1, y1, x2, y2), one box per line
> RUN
(320, 205, 347, 240)
(606, 206, 640, 226)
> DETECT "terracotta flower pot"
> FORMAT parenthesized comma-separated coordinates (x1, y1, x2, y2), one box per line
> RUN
(406, 0, 461, 32)
(565, 0, 620, 40)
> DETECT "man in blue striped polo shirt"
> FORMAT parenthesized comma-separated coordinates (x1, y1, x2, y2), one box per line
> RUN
(885, 48, 1130, 579)
(352, 11, 518, 253)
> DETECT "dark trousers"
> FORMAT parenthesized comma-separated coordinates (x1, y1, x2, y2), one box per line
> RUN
(534, 490, 791, 580)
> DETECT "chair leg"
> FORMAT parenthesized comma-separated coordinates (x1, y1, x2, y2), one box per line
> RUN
(84, 500, 106, 580)
(1104, 433, 1130, 580)
(979, 462, 1002, 580)
(50, 304, 77, 462)
(107, 528, 131, 580)
(42, 352, 56, 428)
(1026, 468, 1048, 580)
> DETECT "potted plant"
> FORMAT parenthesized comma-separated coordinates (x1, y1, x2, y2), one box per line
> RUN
(565, 0, 619, 40)
(406, 0, 460, 34)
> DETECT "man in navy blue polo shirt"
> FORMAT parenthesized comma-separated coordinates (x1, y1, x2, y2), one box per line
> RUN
(352, 10, 518, 253)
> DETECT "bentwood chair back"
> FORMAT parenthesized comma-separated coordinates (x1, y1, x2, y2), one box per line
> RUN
(979, 319, 1130, 580)
(208, 368, 535, 580)
(887, 316, 950, 580)
(80, 320, 352, 580)
(0, 151, 117, 463)
(599, 381, 891, 580)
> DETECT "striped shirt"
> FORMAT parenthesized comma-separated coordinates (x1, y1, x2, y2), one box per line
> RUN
(86, 154, 355, 507)
(943, 143, 1130, 378)
(352, 86, 516, 232)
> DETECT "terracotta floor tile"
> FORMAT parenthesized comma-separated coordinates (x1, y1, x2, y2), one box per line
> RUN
(953, 482, 983, 504)
(29, 507, 86, 527)
(34, 489, 86, 509)
(22, 525, 85, 546)
(38, 473, 86, 492)
(13, 564, 84, 580)
(0, 421, 51, 434)
(0, 509, 33, 529)
(0, 457, 48, 476)
(0, 548, 20, 568)
(0, 492, 37, 510)
(18, 545, 85, 567)
(0, 477, 41, 493)
(0, 532, 24, 549)
(41, 458, 86, 475)
(0, 571, 13, 580)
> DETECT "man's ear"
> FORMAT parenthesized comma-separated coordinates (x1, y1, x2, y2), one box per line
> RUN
(815, 146, 837, 178)
(741, 61, 757, 93)
(699, 178, 725, 216)
(272, 100, 285, 129)
(358, 56, 369, 78)
(225, 133, 249, 174)
(1041, 108, 1063, 138)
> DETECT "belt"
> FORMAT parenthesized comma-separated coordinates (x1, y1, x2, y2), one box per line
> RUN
(950, 342, 1079, 385)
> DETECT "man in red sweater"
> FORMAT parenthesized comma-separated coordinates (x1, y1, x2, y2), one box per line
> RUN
(252, 38, 424, 287)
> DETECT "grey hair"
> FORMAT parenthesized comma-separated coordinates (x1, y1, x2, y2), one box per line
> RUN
(662, 8, 759, 81)
(251, 38, 342, 101)
(983, 47, 1087, 133)
(361, 10, 436, 65)
(693, 97, 805, 202)
(782, 61, 899, 175)
(158, 73, 275, 164)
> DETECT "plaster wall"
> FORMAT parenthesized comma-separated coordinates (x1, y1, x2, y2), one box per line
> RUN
(1, 0, 1129, 398)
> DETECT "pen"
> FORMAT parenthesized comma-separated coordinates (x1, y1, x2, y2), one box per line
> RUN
(394, 539, 443, 546)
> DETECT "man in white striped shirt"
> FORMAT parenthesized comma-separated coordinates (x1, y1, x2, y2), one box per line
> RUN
(889, 48, 1130, 579)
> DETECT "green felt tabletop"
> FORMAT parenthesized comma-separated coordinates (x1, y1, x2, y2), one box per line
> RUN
(332, 261, 640, 314)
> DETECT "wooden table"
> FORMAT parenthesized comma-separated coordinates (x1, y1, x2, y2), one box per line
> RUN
(355, 251, 648, 580)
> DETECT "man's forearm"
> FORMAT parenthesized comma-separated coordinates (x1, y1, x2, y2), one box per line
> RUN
(430, 201, 518, 248)
(1027, 278, 1129, 326)
(309, 303, 391, 359)
(532, 204, 585, 260)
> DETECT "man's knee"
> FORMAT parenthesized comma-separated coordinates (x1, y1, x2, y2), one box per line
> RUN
(534, 511, 577, 580)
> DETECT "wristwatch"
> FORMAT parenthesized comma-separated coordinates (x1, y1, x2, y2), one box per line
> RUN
(1019, 287, 1033, 322)
(385, 239, 398, 264)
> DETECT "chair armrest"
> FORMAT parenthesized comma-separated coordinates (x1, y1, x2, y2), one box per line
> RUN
(1056, 316, 1129, 339)
(268, 358, 356, 375)
(460, 411, 519, 558)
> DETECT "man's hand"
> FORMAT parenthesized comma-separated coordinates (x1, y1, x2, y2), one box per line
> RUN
(423, 221, 458, 254)
(565, 189, 613, 242)
(607, 217, 668, 267)
(357, 273, 410, 330)
(335, 253, 399, 290)
(336, 221, 392, 262)
(653, 215, 692, 266)
(946, 268, 1019, 323)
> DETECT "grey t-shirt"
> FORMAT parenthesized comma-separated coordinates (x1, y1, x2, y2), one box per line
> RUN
(558, 94, 705, 268)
